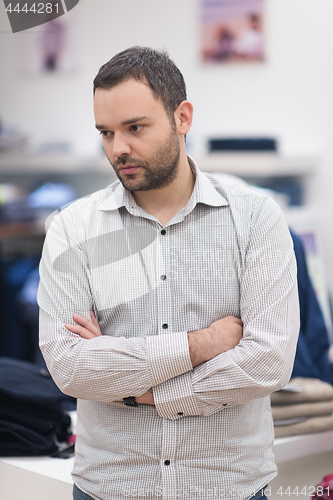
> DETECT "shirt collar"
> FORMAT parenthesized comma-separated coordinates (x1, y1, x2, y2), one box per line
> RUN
(98, 157, 229, 213)
(98, 181, 127, 211)
(185, 157, 228, 214)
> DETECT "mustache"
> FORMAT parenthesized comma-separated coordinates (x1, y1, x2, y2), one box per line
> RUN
(113, 156, 144, 169)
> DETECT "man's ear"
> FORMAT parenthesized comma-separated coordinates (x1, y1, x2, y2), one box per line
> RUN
(175, 101, 193, 136)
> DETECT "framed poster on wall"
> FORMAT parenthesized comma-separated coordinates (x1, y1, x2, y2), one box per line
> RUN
(19, 16, 77, 75)
(201, 0, 265, 63)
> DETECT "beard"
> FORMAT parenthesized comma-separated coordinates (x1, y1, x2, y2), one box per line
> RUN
(108, 124, 181, 192)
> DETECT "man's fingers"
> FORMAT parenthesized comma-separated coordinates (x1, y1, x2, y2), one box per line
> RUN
(65, 312, 102, 339)
(233, 317, 243, 326)
(225, 315, 243, 326)
(65, 323, 96, 339)
(90, 311, 100, 328)
(73, 313, 101, 336)
(73, 313, 94, 329)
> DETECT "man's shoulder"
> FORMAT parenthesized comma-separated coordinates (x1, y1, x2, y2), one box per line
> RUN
(65, 180, 120, 212)
(203, 172, 272, 205)
(202, 171, 284, 230)
(45, 180, 121, 231)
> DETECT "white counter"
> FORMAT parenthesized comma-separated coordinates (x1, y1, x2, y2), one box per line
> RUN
(2, 431, 333, 500)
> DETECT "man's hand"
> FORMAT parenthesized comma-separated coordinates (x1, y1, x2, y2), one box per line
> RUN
(136, 388, 154, 405)
(188, 316, 243, 368)
(66, 311, 102, 339)
(66, 312, 155, 405)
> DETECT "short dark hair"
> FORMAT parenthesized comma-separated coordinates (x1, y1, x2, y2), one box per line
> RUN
(93, 46, 187, 120)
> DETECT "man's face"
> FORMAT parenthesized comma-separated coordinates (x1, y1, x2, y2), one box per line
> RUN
(94, 79, 181, 191)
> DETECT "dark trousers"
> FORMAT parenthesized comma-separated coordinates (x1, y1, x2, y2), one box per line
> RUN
(73, 483, 268, 499)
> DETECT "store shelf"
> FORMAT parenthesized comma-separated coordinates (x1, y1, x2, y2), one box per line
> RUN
(0, 457, 73, 500)
(273, 430, 333, 464)
(196, 152, 318, 177)
(0, 455, 74, 484)
(0, 153, 116, 199)
(0, 152, 111, 174)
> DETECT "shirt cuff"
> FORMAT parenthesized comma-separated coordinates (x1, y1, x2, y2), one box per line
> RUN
(153, 371, 202, 420)
(146, 330, 193, 386)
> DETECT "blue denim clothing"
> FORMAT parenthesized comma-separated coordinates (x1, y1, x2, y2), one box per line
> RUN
(73, 485, 94, 500)
(73, 484, 268, 499)
(250, 488, 268, 499)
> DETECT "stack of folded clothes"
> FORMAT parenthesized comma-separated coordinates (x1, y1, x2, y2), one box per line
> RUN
(271, 377, 333, 438)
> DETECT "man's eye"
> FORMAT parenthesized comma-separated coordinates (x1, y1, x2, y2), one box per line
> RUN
(130, 125, 143, 132)
(100, 131, 112, 138)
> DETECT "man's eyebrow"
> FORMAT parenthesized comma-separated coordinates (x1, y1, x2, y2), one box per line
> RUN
(121, 116, 147, 126)
(95, 116, 147, 131)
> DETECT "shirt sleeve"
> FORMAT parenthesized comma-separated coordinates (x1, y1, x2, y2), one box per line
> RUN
(153, 196, 300, 419)
(38, 210, 193, 403)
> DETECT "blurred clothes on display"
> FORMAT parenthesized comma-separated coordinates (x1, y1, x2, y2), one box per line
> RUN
(1, 257, 40, 364)
(270, 231, 332, 438)
(271, 378, 333, 438)
(1, 182, 76, 224)
(0, 357, 75, 457)
(27, 182, 76, 209)
(0, 183, 33, 223)
(290, 230, 331, 384)
(0, 182, 77, 366)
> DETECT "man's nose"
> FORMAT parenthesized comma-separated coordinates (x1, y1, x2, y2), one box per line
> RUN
(112, 133, 131, 157)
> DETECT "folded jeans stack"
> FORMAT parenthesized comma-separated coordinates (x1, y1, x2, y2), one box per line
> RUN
(271, 377, 333, 438)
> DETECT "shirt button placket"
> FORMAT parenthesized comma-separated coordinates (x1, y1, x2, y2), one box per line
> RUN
(159, 228, 169, 335)
(159, 227, 175, 497)
(161, 419, 177, 498)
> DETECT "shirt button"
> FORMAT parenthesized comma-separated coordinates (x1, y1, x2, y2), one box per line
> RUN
(162, 323, 168, 329)
(178, 412, 183, 416)
(164, 460, 170, 466)
(161, 275, 166, 281)
(161, 229, 166, 235)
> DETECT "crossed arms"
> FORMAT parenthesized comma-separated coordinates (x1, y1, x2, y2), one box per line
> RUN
(66, 313, 243, 405)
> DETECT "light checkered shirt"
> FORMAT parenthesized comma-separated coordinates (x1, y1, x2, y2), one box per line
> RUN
(38, 162, 299, 500)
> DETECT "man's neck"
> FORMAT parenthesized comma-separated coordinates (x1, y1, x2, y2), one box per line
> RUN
(131, 156, 195, 227)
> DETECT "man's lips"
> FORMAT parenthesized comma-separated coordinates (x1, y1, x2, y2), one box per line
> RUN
(118, 165, 140, 175)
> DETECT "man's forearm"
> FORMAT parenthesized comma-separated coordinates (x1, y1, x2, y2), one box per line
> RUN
(63, 313, 242, 405)
(187, 327, 210, 367)
(188, 316, 243, 367)
(138, 316, 243, 407)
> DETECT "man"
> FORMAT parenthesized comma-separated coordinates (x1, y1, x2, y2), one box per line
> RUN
(38, 47, 300, 500)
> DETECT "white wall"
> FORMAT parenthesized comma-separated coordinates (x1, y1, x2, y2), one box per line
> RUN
(1, 0, 333, 298)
